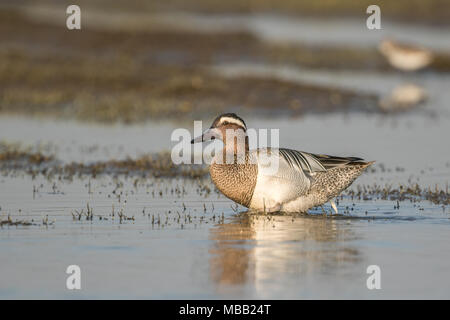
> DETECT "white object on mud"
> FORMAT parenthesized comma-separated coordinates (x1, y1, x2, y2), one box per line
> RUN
(379, 39, 433, 71)
(379, 83, 427, 112)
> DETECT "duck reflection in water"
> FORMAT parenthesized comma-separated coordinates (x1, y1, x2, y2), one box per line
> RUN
(209, 212, 363, 292)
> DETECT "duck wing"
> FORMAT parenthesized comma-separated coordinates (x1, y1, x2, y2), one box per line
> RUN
(309, 153, 367, 169)
(249, 148, 369, 210)
(250, 148, 314, 207)
(278, 148, 367, 172)
(278, 148, 327, 173)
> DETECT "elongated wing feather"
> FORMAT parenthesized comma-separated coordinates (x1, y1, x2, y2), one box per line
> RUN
(279, 148, 327, 173)
(311, 153, 367, 169)
(278, 149, 368, 173)
(256, 148, 367, 175)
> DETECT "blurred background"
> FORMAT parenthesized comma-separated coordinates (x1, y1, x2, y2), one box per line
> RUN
(1, 0, 449, 123)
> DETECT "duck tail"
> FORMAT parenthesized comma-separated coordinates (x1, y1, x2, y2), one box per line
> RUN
(348, 160, 375, 167)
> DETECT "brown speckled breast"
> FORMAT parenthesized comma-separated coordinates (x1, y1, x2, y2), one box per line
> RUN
(210, 153, 258, 207)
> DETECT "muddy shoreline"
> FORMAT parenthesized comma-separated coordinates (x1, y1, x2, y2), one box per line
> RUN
(2, 7, 450, 123)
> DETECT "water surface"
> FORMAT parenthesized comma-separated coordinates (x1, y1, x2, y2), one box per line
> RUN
(1, 112, 449, 299)
(1, 174, 449, 299)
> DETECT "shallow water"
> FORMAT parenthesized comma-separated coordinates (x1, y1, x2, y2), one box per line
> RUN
(0, 173, 448, 299)
(0, 111, 449, 299)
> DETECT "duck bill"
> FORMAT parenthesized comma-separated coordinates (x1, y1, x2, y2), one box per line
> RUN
(191, 128, 222, 144)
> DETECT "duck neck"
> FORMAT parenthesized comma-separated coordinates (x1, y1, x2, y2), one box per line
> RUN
(221, 134, 249, 163)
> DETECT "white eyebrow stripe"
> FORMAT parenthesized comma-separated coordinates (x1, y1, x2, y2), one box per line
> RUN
(219, 117, 246, 129)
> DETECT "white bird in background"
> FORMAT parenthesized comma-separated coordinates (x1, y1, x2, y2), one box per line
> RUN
(378, 39, 434, 71)
(379, 83, 427, 112)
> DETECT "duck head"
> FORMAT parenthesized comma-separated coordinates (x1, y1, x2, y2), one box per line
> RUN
(191, 113, 247, 144)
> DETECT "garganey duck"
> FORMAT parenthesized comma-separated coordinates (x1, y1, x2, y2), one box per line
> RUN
(191, 113, 374, 214)
(378, 39, 433, 72)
